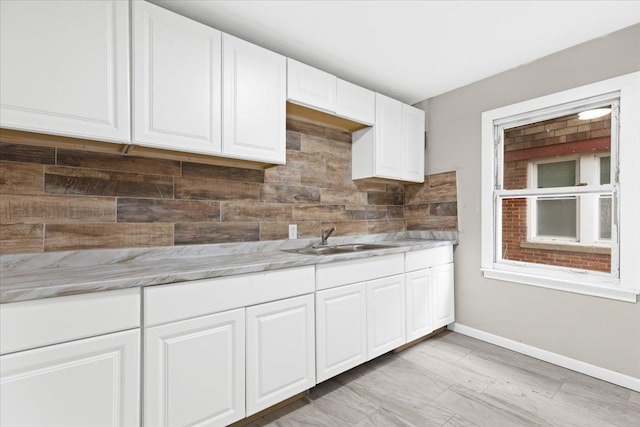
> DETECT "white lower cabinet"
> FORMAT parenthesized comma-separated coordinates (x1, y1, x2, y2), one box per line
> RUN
(144, 309, 245, 427)
(404, 245, 455, 340)
(315, 282, 367, 383)
(366, 274, 406, 360)
(405, 268, 434, 342)
(1, 329, 140, 427)
(432, 263, 455, 329)
(246, 294, 316, 416)
(0, 289, 141, 427)
(143, 266, 316, 424)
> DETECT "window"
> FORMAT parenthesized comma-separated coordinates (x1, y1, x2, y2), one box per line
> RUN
(529, 154, 612, 247)
(481, 72, 640, 302)
(499, 105, 616, 275)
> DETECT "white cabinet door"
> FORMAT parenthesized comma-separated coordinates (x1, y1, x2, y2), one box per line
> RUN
(366, 274, 406, 360)
(133, 1, 222, 155)
(374, 93, 404, 180)
(405, 269, 434, 342)
(0, 329, 139, 427)
(287, 59, 337, 113)
(432, 263, 455, 329)
(246, 294, 315, 416)
(352, 94, 425, 183)
(316, 282, 367, 383)
(337, 79, 375, 125)
(402, 103, 426, 183)
(0, 0, 130, 143)
(223, 34, 286, 164)
(145, 309, 245, 427)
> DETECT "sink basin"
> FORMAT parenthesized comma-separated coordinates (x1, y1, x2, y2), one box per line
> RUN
(283, 243, 396, 256)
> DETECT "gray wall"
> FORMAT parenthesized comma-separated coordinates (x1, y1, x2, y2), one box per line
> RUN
(426, 24, 640, 378)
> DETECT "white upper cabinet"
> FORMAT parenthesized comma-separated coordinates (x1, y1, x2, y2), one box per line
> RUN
(223, 34, 286, 164)
(0, 0, 130, 143)
(287, 59, 337, 113)
(373, 93, 404, 179)
(287, 59, 375, 126)
(133, 0, 222, 155)
(352, 93, 425, 183)
(336, 79, 375, 125)
(403, 103, 426, 182)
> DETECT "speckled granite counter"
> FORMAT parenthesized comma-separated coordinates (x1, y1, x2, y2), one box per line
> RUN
(0, 231, 458, 304)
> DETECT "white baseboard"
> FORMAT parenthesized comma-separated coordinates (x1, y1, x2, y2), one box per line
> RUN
(448, 323, 640, 392)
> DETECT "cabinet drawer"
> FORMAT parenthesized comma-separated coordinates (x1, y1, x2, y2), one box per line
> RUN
(0, 288, 140, 355)
(316, 254, 404, 291)
(145, 266, 315, 326)
(405, 245, 453, 272)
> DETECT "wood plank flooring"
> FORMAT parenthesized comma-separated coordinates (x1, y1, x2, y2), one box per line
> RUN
(248, 331, 640, 427)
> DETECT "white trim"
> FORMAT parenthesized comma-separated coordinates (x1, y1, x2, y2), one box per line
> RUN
(482, 71, 640, 297)
(448, 323, 640, 392)
(482, 268, 637, 303)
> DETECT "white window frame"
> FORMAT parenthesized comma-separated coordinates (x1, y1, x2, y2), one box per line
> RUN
(527, 154, 612, 247)
(528, 155, 580, 243)
(481, 72, 640, 303)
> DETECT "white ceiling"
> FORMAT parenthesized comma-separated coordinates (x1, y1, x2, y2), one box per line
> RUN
(151, 1, 640, 104)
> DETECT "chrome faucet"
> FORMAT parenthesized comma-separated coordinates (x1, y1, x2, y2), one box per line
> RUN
(320, 227, 336, 246)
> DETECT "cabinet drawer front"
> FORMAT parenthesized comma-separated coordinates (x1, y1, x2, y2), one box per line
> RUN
(1, 329, 140, 427)
(1, 288, 140, 355)
(405, 245, 453, 272)
(316, 254, 404, 291)
(145, 266, 315, 326)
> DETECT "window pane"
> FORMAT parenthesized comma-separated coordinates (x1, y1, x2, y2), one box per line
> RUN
(537, 161, 576, 188)
(599, 196, 612, 239)
(500, 197, 610, 273)
(536, 197, 576, 238)
(600, 156, 611, 185)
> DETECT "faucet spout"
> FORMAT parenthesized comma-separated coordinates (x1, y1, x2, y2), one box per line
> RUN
(320, 227, 336, 246)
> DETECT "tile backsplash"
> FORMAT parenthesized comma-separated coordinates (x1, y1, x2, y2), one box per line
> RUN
(0, 118, 457, 254)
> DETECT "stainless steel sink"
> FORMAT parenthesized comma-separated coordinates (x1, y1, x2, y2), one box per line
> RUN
(283, 243, 396, 256)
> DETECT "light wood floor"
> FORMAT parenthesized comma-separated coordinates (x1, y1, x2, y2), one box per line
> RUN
(248, 330, 640, 427)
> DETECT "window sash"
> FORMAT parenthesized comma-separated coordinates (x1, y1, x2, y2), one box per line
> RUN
(534, 196, 578, 240)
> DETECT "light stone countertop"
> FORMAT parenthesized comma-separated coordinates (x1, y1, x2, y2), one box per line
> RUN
(0, 231, 457, 304)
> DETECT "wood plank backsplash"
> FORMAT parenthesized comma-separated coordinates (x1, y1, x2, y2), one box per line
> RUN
(0, 118, 458, 254)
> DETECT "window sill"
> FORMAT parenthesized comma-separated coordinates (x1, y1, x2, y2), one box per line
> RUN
(520, 241, 611, 255)
(481, 268, 638, 303)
